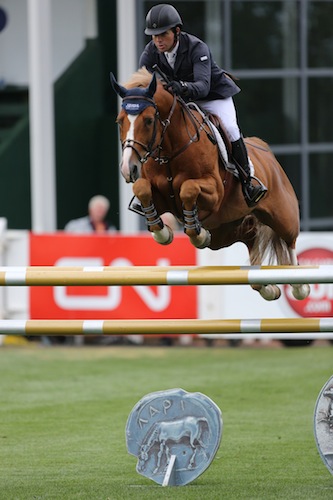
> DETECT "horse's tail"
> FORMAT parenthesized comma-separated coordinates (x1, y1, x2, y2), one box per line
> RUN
(196, 417, 210, 436)
(241, 215, 291, 266)
(197, 417, 209, 424)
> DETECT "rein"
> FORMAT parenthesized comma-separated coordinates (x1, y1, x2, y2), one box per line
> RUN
(150, 96, 208, 165)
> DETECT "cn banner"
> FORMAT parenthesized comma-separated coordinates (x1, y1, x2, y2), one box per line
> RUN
(30, 234, 197, 319)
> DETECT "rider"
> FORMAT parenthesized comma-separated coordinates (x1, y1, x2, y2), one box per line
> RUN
(139, 3, 267, 207)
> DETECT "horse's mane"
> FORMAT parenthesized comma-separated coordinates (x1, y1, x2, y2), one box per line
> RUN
(123, 67, 158, 89)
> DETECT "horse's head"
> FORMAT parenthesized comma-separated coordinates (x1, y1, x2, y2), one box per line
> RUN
(111, 70, 162, 183)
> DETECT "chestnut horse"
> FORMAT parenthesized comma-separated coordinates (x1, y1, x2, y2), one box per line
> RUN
(111, 68, 310, 302)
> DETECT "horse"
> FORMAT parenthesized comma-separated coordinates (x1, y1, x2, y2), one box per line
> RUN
(111, 67, 310, 302)
(138, 416, 208, 474)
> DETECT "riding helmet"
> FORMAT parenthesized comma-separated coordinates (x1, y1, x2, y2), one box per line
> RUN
(145, 4, 183, 35)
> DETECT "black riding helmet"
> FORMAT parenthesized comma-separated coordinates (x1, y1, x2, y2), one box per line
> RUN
(145, 4, 183, 35)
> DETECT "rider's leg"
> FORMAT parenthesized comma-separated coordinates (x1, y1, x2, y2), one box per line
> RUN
(199, 97, 267, 207)
(231, 136, 267, 206)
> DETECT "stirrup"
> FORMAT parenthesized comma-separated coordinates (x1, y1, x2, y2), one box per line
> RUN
(128, 196, 145, 216)
(242, 176, 267, 207)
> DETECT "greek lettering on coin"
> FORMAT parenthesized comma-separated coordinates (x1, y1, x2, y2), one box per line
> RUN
(314, 375, 333, 475)
(126, 388, 222, 486)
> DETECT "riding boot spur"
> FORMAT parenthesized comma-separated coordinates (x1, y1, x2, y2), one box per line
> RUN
(231, 137, 267, 207)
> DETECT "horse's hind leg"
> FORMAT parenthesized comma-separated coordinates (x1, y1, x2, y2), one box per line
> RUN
(188, 446, 198, 469)
(287, 247, 311, 300)
(239, 219, 282, 300)
(133, 179, 173, 245)
(248, 228, 310, 300)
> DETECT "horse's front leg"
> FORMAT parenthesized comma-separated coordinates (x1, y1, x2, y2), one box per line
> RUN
(179, 179, 216, 249)
(133, 178, 173, 245)
(154, 440, 166, 474)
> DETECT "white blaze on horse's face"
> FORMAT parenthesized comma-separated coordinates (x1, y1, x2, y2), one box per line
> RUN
(120, 114, 142, 183)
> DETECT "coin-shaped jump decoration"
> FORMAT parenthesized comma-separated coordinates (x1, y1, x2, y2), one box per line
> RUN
(314, 375, 333, 475)
(126, 388, 223, 486)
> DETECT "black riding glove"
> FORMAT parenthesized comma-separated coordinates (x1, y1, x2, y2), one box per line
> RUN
(167, 80, 188, 97)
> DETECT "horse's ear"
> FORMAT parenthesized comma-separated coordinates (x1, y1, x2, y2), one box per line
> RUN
(146, 72, 157, 98)
(110, 72, 128, 98)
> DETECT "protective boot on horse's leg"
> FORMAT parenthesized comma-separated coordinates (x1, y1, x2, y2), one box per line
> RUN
(231, 137, 267, 207)
(133, 178, 173, 245)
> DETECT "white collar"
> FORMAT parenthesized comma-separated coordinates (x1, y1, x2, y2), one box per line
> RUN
(164, 41, 179, 68)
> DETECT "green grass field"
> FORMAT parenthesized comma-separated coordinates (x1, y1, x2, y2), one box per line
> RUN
(1, 342, 333, 499)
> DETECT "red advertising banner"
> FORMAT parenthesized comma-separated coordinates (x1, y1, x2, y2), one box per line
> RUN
(29, 233, 197, 319)
(284, 247, 333, 317)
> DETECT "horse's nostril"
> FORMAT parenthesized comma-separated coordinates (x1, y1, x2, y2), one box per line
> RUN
(130, 164, 139, 182)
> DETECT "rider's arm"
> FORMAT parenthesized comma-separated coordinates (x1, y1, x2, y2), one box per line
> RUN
(139, 43, 158, 73)
(181, 39, 212, 101)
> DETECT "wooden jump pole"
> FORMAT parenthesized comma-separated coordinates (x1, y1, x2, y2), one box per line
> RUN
(1, 266, 332, 340)
(0, 265, 333, 286)
(1, 318, 333, 336)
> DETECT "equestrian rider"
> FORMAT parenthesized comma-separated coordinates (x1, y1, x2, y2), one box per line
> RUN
(139, 3, 267, 207)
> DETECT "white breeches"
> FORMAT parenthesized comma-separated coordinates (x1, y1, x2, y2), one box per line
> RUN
(198, 97, 241, 142)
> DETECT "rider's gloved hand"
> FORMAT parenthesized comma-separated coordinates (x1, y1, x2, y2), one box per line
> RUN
(166, 80, 188, 97)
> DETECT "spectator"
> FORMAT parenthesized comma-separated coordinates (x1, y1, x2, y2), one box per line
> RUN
(64, 195, 116, 233)
(63, 195, 141, 347)
(60, 195, 117, 346)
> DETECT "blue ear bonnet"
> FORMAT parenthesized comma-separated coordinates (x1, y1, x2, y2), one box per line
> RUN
(110, 71, 157, 115)
(122, 87, 157, 115)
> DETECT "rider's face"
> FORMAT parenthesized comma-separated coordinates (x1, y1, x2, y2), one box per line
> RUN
(152, 29, 176, 53)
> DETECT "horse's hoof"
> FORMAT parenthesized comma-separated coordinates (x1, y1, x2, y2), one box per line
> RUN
(255, 284, 281, 301)
(152, 225, 174, 245)
(291, 283, 311, 300)
(191, 228, 211, 249)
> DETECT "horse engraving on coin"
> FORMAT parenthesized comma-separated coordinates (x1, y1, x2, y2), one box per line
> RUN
(126, 388, 222, 486)
(314, 375, 333, 475)
(139, 416, 209, 474)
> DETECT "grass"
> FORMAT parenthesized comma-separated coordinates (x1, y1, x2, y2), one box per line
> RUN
(0, 342, 333, 499)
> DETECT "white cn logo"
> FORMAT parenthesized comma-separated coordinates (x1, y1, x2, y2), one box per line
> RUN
(53, 257, 171, 311)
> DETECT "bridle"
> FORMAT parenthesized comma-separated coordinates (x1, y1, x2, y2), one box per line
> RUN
(120, 92, 208, 166)
(120, 90, 213, 219)
(120, 95, 161, 165)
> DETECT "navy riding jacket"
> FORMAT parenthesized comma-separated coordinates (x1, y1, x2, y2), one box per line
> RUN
(139, 32, 240, 101)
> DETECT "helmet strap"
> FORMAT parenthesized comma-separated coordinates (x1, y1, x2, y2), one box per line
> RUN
(172, 27, 180, 45)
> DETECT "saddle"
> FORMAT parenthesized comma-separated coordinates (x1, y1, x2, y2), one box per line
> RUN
(187, 103, 251, 179)
(206, 113, 232, 154)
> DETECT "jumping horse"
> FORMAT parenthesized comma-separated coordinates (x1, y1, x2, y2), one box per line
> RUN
(111, 67, 310, 302)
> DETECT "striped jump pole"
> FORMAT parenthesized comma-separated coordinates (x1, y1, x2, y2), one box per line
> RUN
(0, 265, 333, 286)
(2, 318, 333, 337)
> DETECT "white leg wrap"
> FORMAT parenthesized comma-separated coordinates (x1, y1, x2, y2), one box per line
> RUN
(191, 228, 211, 249)
(152, 226, 173, 245)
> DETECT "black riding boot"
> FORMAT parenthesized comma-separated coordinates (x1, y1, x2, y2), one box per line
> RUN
(231, 138, 267, 207)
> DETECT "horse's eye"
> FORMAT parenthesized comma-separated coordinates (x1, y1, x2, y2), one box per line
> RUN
(144, 117, 154, 127)
(117, 118, 123, 127)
